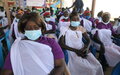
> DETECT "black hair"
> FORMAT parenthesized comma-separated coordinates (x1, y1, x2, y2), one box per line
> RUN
(0, 7, 4, 12)
(97, 11, 103, 17)
(69, 11, 79, 20)
(18, 12, 46, 34)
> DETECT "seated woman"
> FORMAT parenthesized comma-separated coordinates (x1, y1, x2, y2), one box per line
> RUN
(96, 12, 120, 46)
(115, 17, 120, 34)
(59, 12, 103, 75)
(9, 10, 24, 43)
(43, 12, 57, 41)
(91, 13, 120, 70)
(0, 12, 9, 59)
(2, 12, 66, 75)
(0, 12, 9, 70)
(83, 11, 96, 28)
(96, 12, 120, 38)
(77, 10, 92, 33)
(97, 29, 120, 67)
(58, 10, 70, 29)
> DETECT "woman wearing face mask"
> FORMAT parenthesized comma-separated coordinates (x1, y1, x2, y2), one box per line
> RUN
(59, 10, 69, 22)
(59, 12, 103, 75)
(84, 11, 96, 28)
(2, 12, 66, 75)
(58, 10, 70, 29)
(96, 12, 118, 36)
(0, 9, 9, 69)
(43, 12, 57, 40)
(9, 10, 24, 47)
(92, 12, 120, 70)
(96, 12, 120, 45)
(95, 29, 120, 67)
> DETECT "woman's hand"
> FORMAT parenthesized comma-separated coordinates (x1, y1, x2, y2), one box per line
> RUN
(75, 49, 88, 58)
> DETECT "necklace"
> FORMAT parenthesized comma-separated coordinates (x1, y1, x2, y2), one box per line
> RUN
(76, 32, 79, 38)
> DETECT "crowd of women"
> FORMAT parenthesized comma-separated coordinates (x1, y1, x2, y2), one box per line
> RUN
(0, 6, 120, 75)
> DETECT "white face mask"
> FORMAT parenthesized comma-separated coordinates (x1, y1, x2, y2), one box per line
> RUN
(33, 10, 36, 12)
(71, 21, 80, 27)
(45, 18, 51, 22)
(25, 29, 42, 40)
(79, 13, 83, 15)
(63, 16, 69, 19)
(16, 19, 19, 22)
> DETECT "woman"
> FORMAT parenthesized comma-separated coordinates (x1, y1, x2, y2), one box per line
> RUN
(43, 12, 57, 40)
(114, 16, 120, 34)
(59, 12, 103, 75)
(96, 12, 118, 36)
(0, 10, 9, 61)
(96, 12, 120, 45)
(2, 12, 65, 75)
(9, 10, 24, 41)
(91, 12, 120, 70)
(84, 11, 96, 28)
(95, 11, 103, 25)
(97, 29, 120, 67)
(58, 10, 70, 29)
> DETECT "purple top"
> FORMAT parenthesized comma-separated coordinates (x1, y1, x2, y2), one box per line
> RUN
(4, 37, 64, 70)
(96, 22, 116, 35)
(47, 21, 56, 31)
(80, 20, 84, 27)
(80, 18, 95, 28)
(89, 18, 95, 27)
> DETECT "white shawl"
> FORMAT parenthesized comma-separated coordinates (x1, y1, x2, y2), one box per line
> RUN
(10, 38, 54, 75)
(81, 18, 92, 32)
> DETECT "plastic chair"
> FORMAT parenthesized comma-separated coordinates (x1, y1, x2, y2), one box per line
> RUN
(111, 62, 120, 75)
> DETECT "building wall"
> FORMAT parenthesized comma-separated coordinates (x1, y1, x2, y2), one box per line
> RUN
(0, 0, 15, 7)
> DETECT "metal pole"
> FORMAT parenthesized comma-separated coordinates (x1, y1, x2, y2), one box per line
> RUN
(91, 0, 96, 17)
(3, 0, 11, 25)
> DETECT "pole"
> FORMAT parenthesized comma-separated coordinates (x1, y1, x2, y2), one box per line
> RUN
(60, 0, 62, 8)
(3, 0, 11, 25)
(18, 0, 21, 8)
(72, 0, 74, 3)
(91, 0, 96, 17)
(49, 0, 51, 7)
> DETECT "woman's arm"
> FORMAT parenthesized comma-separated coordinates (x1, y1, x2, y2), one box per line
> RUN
(59, 35, 79, 52)
(49, 59, 65, 75)
(82, 32, 91, 50)
(79, 32, 91, 58)
(93, 31, 105, 54)
(59, 35, 83, 56)
(92, 31, 103, 45)
(64, 64, 71, 75)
